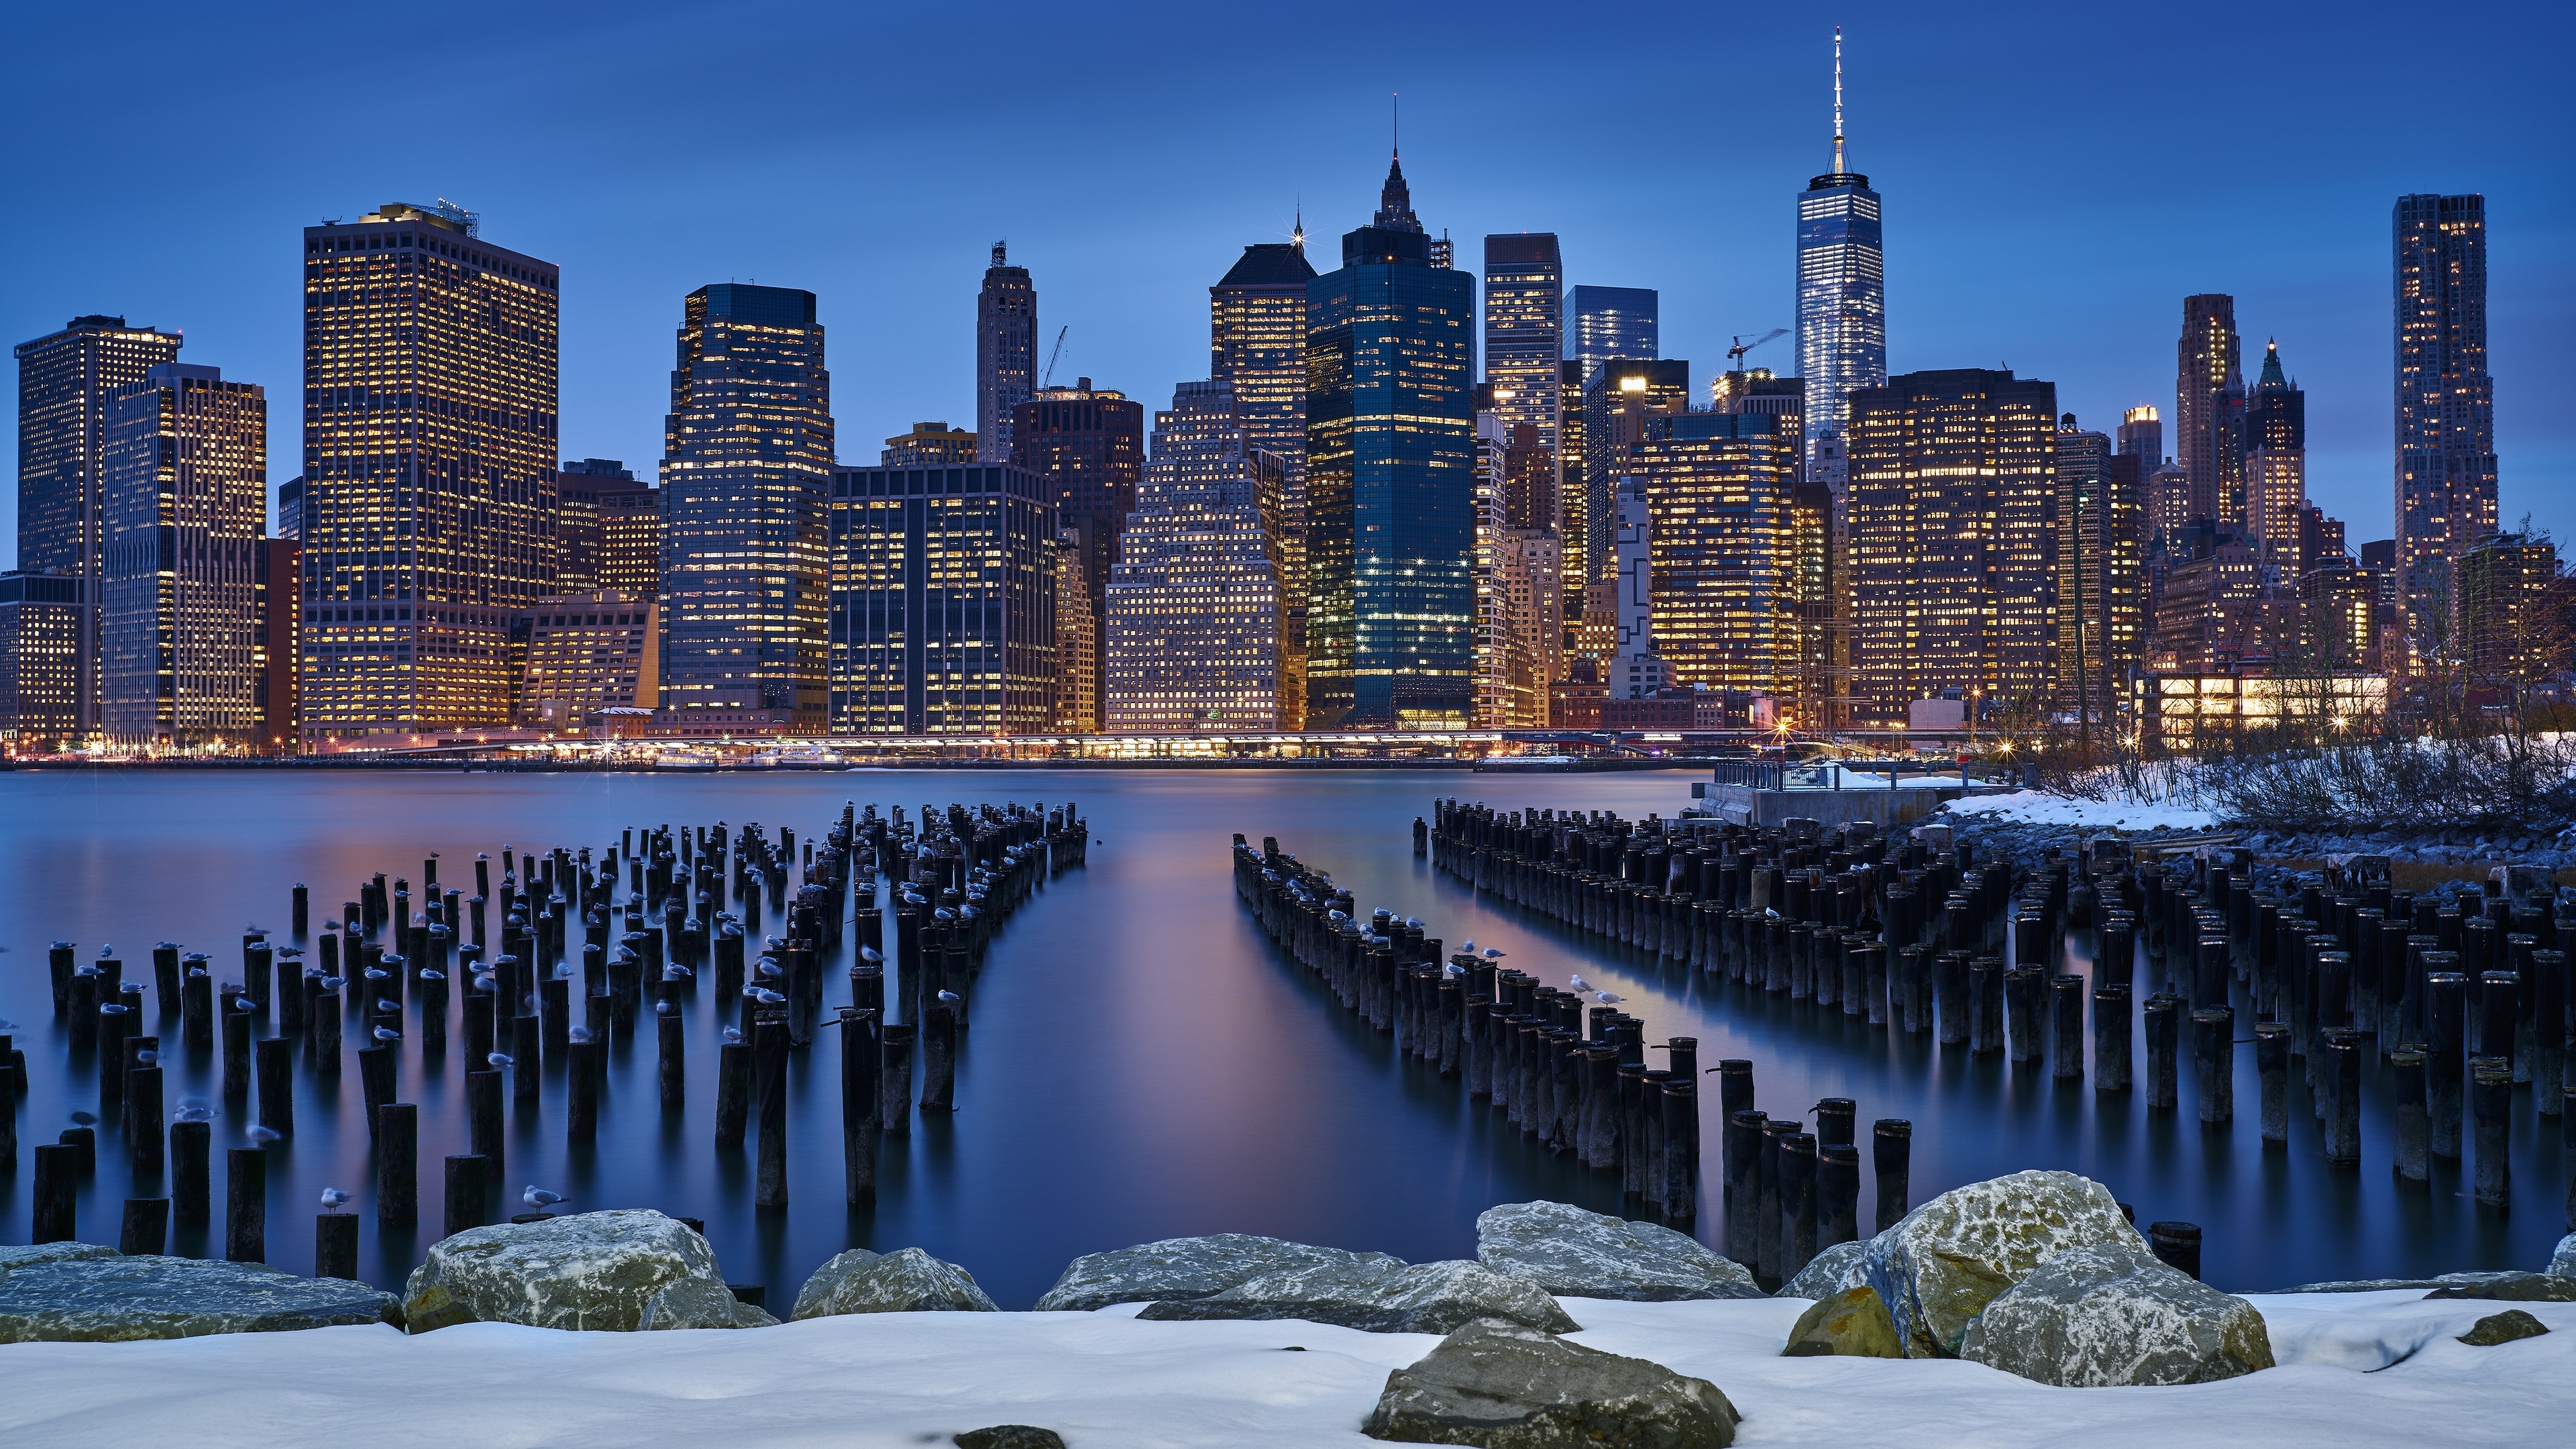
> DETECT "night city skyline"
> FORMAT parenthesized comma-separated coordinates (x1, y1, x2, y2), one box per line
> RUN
(4, 1, 2568, 564)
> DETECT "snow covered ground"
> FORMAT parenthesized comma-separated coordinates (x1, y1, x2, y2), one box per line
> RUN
(1937, 789, 2220, 834)
(5, 1291, 2567, 1447)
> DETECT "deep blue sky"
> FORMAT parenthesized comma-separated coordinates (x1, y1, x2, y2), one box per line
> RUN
(5, 1, 2569, 563)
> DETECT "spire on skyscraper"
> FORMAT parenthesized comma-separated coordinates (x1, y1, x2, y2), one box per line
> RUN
(1831, 26, 1846, 176)
(2257, 337, 2288, 388)
(1377, 161, 1419, 234)
(1291, 200, 1305, 256)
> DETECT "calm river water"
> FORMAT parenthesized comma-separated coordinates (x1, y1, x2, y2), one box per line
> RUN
(0, 767, 2562, 1303)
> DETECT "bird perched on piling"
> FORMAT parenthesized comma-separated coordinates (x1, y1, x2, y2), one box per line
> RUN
(936, 989, 961, 1005)
(722, 1026, 743, 1044)
(1568, 974, 1591, 993)
(1593, 991, 1622, 1005)
(1459, 940, 1476, 955)
(372, 1026, 401, 1042)
(487, 1053, 514, 1069)
(136, 1049, 159, 1065)
(523, 1185, 565, 1210)
(246, 1126, 281, 1143)
(1483, 947, 1506, 961)
(319, 1187, 350, 1210)
(233, 997, 258, 1012)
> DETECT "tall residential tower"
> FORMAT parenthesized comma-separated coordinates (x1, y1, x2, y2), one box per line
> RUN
(976, 244, 1036, 464)
(1212, 234, 1318, 723)
(2394, 193, 2498, 628)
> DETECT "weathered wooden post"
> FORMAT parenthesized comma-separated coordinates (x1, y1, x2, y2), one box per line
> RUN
(1872, 1118, 1911, 1232)
(171, 1120, 211, 1226)
(715, 1037, 751, 1146)
(2051, 974, 2084, 1080)
(2145, 994, 2182, 1112)
(32, 1142, 76, 1242)
(1778, 1131, 1819, 1281)
(315, 1213, 360, 1280)
(444, 1154, 488, 1238)
(2426, 971, 2467, 1159)
(2255, 1022, 2290, 1145)
(2390, 1047, 2430, 1183)
(256, 1036, 294, 1136)
(467, 1069, 504, 1178)
(568, 1040, 600, 1142)
(2471, 1057, 2511, 1208)
(2193, 1006, 2233, 1125)
(225, 1147, 266, 1263)
(2147, 1220, 2200, 1279)
(1816, 1141, 1860, 1248)
(378, 1103, 418, 1228)
(840, 1008, 881, 1208)
(1724, 1109, 1767, 1266)
(755, 1018, 789, 1210)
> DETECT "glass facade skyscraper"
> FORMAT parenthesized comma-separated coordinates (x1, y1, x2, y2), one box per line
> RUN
(659, 283, 835, 733)
(1304, 157, 1477, 728)
(1795, 99, 1886, 502)
(1568, 286, 1657, 382)
(2176, 293, 2243, 527)
(299, 203, 559, 747)
(2394, 192, 2497, 629)
(1634, 411, 1793, 696)
(827, 463, 1057, 735)
(1212, 239, 1318, 726)
(1483, 234, 1564, 470)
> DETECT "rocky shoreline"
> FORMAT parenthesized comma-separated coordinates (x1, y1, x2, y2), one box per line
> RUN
(7, 1173, 2573, 1447)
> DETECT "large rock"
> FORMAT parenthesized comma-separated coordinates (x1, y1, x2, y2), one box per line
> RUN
(2548, 1234, 2576, 1279)
(0, 1254, 402, 1342)
(2263, 1272, 2514, 1294)
(792, 1248, 999, 1318)
(2457, 1310, 2548, 1346)
(1138, 1258, 1580, 1336)
(1475, 1201, 1762, 1303)
(1863, 1169, 2142, 1358)
(1362, 1318, 1738, 1446)
(1034, 1234, 1398, 1312)
(1959, 1242, 2273, 1387)
(954, 1430, 1066, 1449)
(1781, 1285, 1902, 1359)
(1776, 1241, 1867, 1301)
(402, 1208, 773, 1332)
(2424, 1273, 2576, 1303)
(0, 1242, 123, 1275)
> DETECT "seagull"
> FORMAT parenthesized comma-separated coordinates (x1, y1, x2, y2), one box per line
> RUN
(421, 969, 445, 982)
(755, 961, 782, 979)
(1442, 963, 1465, 977)
(1459, 941, 1477, 955)
(523, 1185, 566, 1210)
(320, 1187, 350, 1210)
(747, 987, 786, 1004)
(233, 997, 259, 1012)
(174, 1105, 213, 1123)
(655, 1000, 675, 1016)
(376, 1000, 400, 1014)
(246, 1125, 282, 1143)
(136, 1049, 160, 1065)
(663, 966, 692, 981)
(372, 1025, 401, 1042)
(859, 947, 883, 965)
(722, 1026, 743, 1044)
(70, 1110, 98, 1126)
(488, 1053, 515, 1069)
(1593, 991, 1623, 1005)
(321, 976, 346, 990)
(1568, 974, 1592, 993)
(936, 989, 961, 1004)
(1483, 947, 1506, 960)
(569, 1025, 594, 1043)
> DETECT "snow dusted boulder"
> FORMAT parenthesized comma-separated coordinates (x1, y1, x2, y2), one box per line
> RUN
(1034, 1234, 1397, 1312)
(0, 1254, 402, 1342)
(1362, 1318, 1738, 1447)
(2457, 1310, 2548, 1346)
(1138, 1258, 1580, 1336)
(1475, 1200, 1763, 1302)
(2548, 1234, 2576, 1279)
(1862, 1169, 2142, 1358)
(953, 1429, 1066, 1449)
(1781, 1285, 1902, 1359)
(402, 1209, 772, 1332)
(1777, 1240, 1867, 1301)
(792, 1248, 998, 1318)
(1959, 1243, 2273, 1387)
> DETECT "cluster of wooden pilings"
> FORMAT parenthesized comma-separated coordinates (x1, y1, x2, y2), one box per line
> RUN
(1426, 799, 2576, 1232)
(1234, 832, 1915, 1289)
(9, 798, 1091, 1280)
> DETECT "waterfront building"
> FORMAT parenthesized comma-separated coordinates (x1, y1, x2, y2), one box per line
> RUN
(1556, 358, 1590, 629)
(2147, 461, 2193, 553)
(1105, 380, 1286, 731)
(1050, 529, 1098, 733)
(2176, 293, 2243, 526)
(881, 422, 978, 468)
(1212, 237, 1318, 727)
(98, 364, 266, 749)
(14, 314, 185, 734)
(2394, 193, 2499, 631)
(2299, 557, 2377, 667)
(1796, 29, 1887, 504)
(1483, 233, 1563, 462)
(1012, 377, 1143, 727)
(1303, 156, 1477, 728)
(659, 284, 835, 735)
(1848, 369, 2057, 726)
(1568, 286, 1657, 382)
(258, 538, 299, 753)
(976, 243, 1036, 464)
(2055, 413, 2143, 726)
(509, 590, 657, 728)
(826, 463, 1057, 735)
(0, 572, 88, 753)
(557, 458, 649, 594)
(2455, 532, 2564, 681)
(1608, 476, 1665, 698)
(1630, 411, 1792, 697)
(1582, 360, 1690, 599)
(299, 202, 559, 747)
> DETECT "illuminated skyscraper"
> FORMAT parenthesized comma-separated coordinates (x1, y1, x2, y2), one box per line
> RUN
(1303, 155, 1477, 727)
(2055, 413, 2142, 727)
(1568, 286, 1657, 382)
(659, 284, 835, 733)
(299, 203, 559, 747)
(2116, 405, 2162, 480)
(1849, 370, 2057, 726)
(1212, 236, 1318, 725)
(2176, 293, 2242, 525)
(510, 591, 657, 728)
(14, 314, 184, 733)
(1104, 379, 1286, 731)
(1582, 359, 1690, 591)
(98, 364, 266, 749)
(2394, 193, 2498, 629)
(1013, 378, 1144, 727)
(257, 538, 299, 753)
(977, 244, 1036, 464)
(557, 458, 647, 594)
(1557, 359, 1590, 629)
(2245, 340, 2308, 578)
(826, 462, 1057, 735)
(0, 572, 87, 753)
(881, 422, 978, 467)
(1633, 411, 1793, 696)
(1796, 28, 1886, 500)
(1483, 233, 1563, 462)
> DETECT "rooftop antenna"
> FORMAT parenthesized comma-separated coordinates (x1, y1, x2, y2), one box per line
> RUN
(1831, 27, 1846, 174)
(1393, 92, 1399, 158)
(991, 239, 1007, 268)
(1291, 196, 1305, 254)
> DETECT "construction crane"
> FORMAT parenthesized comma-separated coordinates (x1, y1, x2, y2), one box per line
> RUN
(1042, 326, 1070, 388)
(1726, 327, 1788, 369)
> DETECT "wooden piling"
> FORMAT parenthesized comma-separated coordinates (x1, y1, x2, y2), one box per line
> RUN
(2426, 971, 2467, 1159)
(315, 1212, 360, 1280)
(1724, 1110, 1766, 1265)
(568, 1040, 600, 1142)
(920, 1003, 959, 1113)
(1871, 1118, 1911, 1233)
(2324, 1032, 2363, 1167)
(170, 1119, 210, 1225)
(755, 1018, 789, 1210)
(1778, 1132, 1819, 1281)
(2192, 1007, 2233, 1125)
(2390, 1048, 2429, 1183)
(221, 1002, 251, 1099)
(2051, 975, 2084, 1080)
(2145, 994, 2181, 1112)
(444, 1154, 488, 1238)
(256, 1036, 293, 1135)
(840, 1008, 881, 1209)
(2255, 1022, 2290, 1145)
(32, 1143, 76, 1242)
(659, 1012, 686, 1112)
(377, 1103, 417, 1228)
(2147, 1220, 2200, 1279)
(715, 1040, 751, 1146)
(225, 1148, 266, 1263)
(115, 1197, 168, 1255)
(2471, 1057, 2511, 1207)
(466, 1069, 504, 1178)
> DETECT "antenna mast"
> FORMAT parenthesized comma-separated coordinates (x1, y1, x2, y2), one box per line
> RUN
(1831, 28, 1846, 174)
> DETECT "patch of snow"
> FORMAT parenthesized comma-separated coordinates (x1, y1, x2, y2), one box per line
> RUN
(3, 1292, 2569, 1446)
(1938, 790, 2218, 833)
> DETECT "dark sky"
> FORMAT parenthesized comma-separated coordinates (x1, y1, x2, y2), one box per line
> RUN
(5, 1, 2568, 562)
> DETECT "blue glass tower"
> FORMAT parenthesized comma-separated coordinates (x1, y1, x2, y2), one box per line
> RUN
(1796, 29, 1886, 498)
(1304, 156, 1477, 728)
